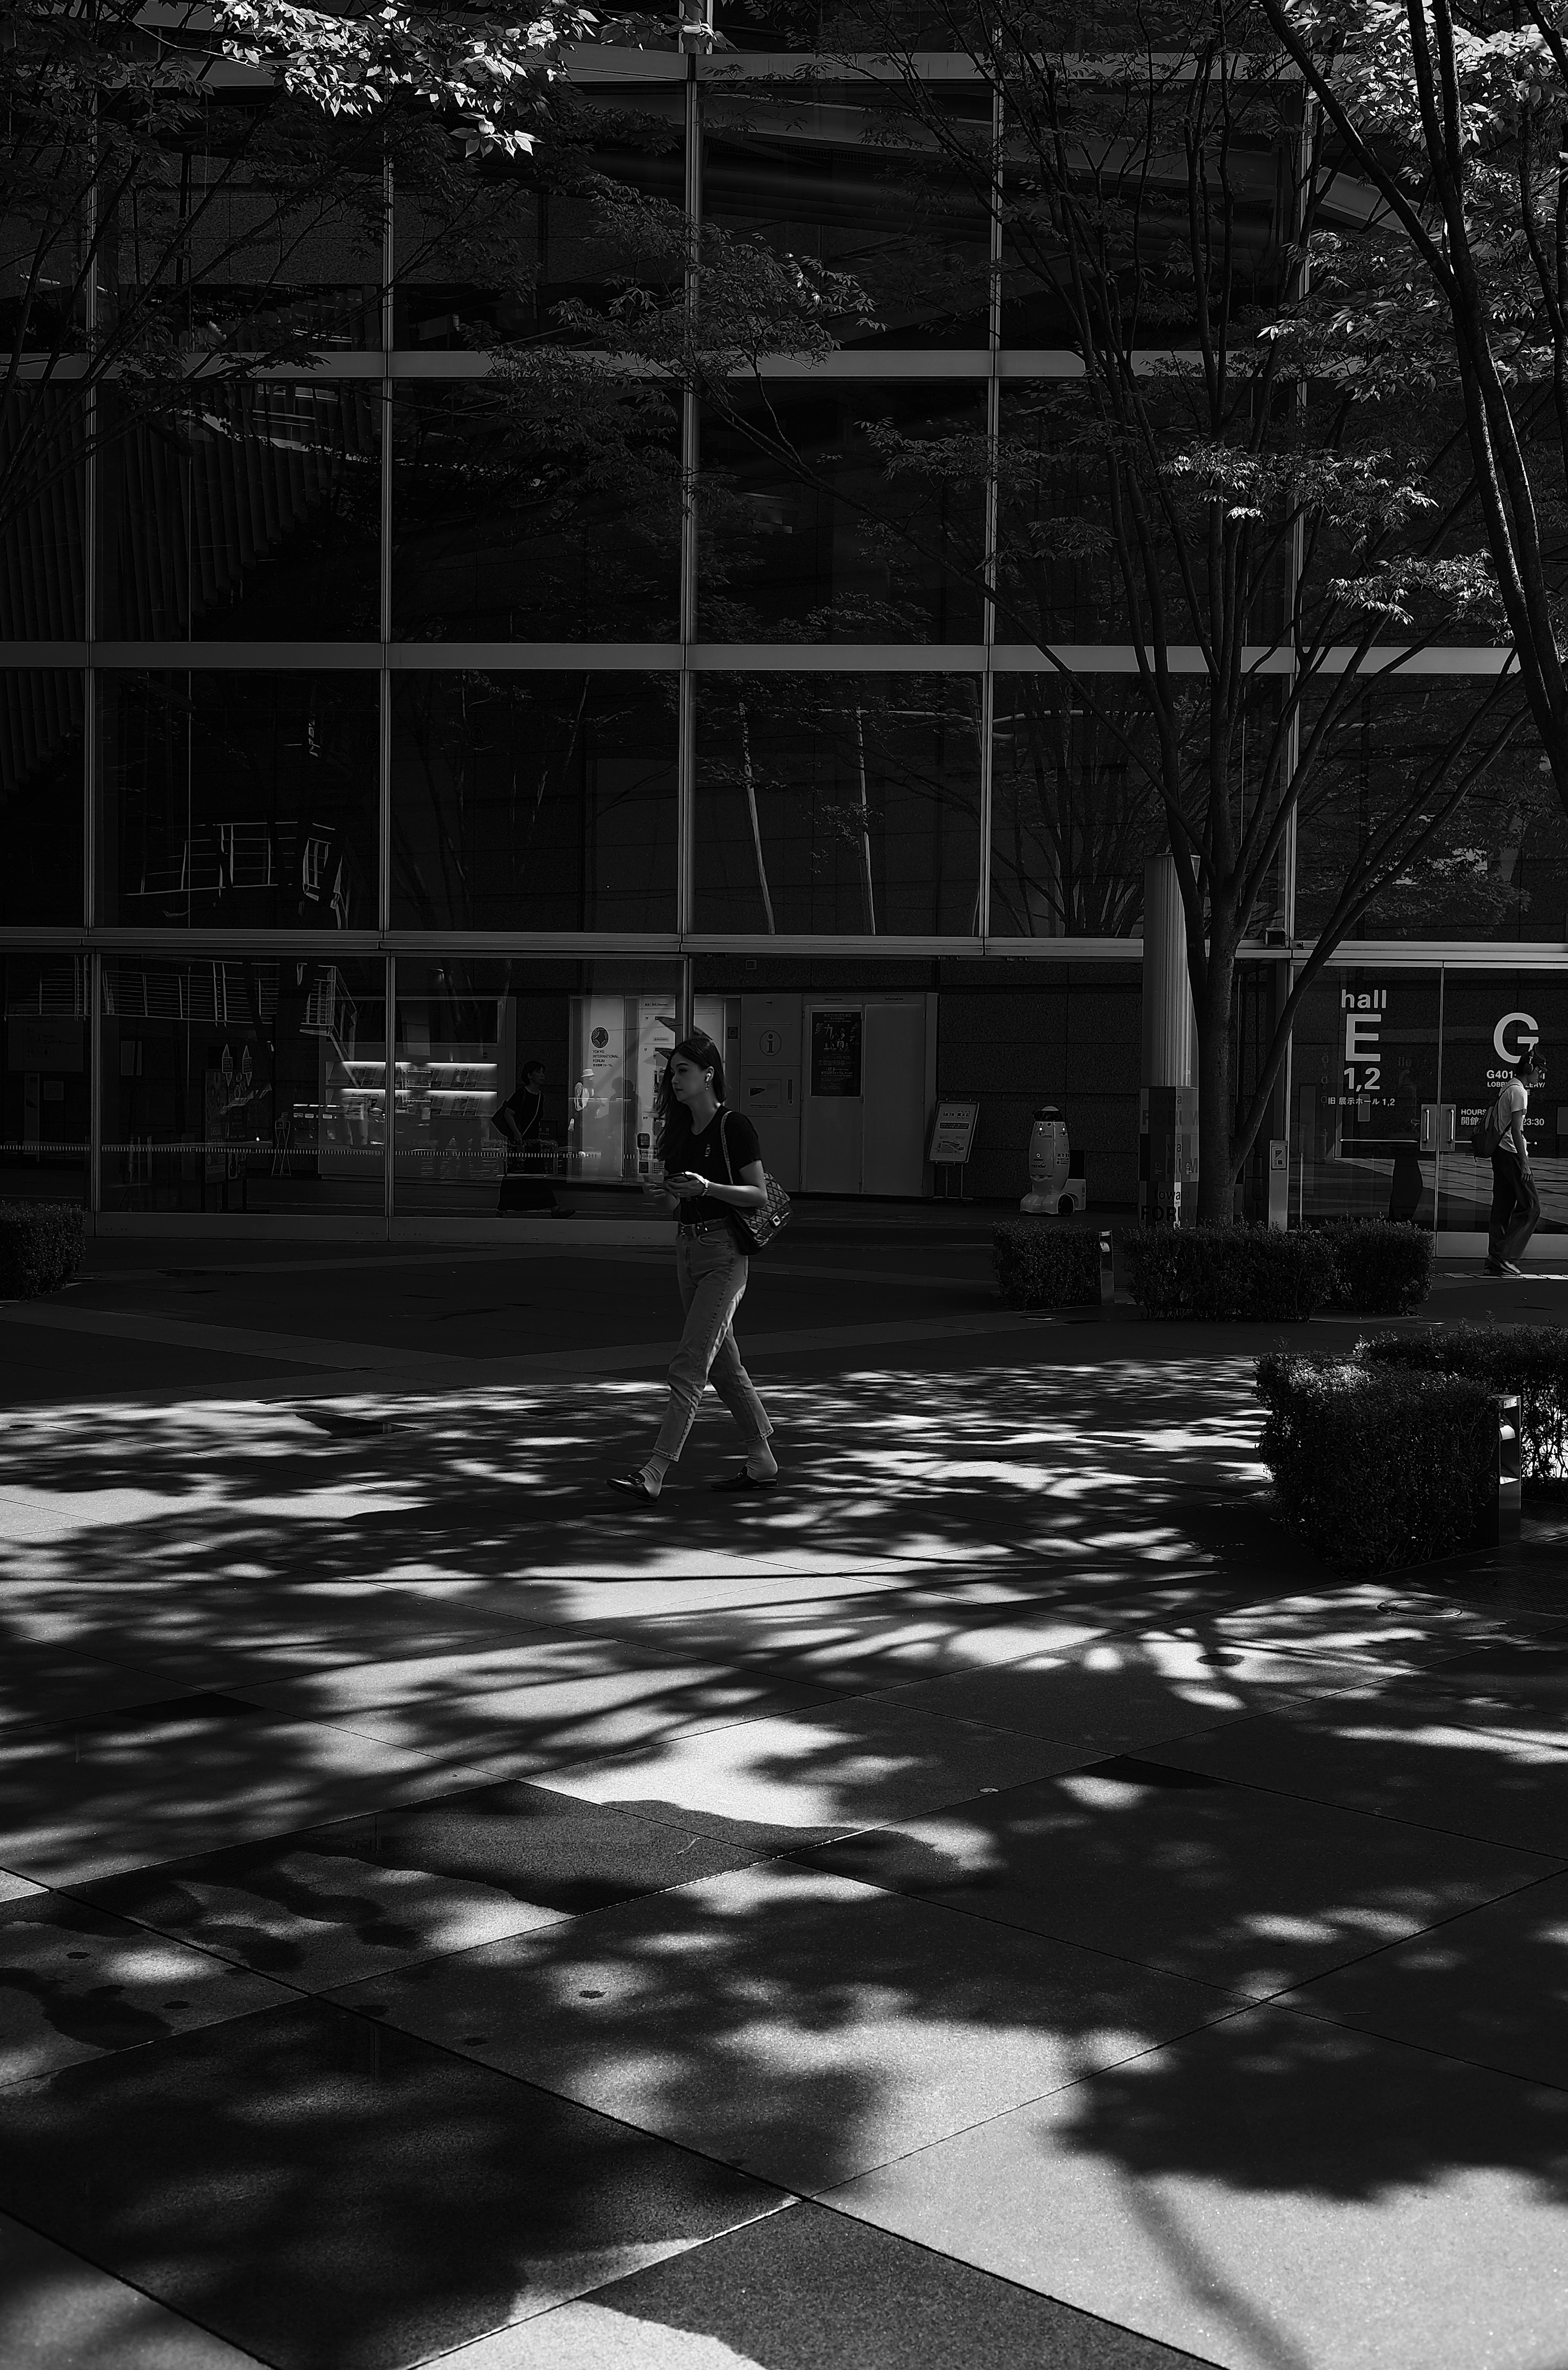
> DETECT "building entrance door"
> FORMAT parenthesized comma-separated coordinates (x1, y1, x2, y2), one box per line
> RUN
(794, 998, 931, 1197)
(804, 1006, 863, 1193)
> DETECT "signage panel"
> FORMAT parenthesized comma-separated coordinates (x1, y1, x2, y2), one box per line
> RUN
(810, 1010, 862, 1098)
(929, 1102, 978, 1165)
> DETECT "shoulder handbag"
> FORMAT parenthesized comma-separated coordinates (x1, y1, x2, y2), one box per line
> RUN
(1470, 1086, 1509, 1159)
(720, 1109, 793, 1254)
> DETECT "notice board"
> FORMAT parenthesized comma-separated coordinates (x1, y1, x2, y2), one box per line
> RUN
(929, 1101, 979, 1165)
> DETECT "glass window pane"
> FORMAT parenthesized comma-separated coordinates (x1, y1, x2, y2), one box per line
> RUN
(393, 89, 687, 350)
(394, 174, 540, 351)
(990, 680, 1165, 938)
(699, 383, 984, 641)
(392, 382, 680, 642)
(995, 385, 1290, 646)
(1294, 679, 1562, 945)
(98, 385, 381, 642)
(1001, 77, 1295, 345)
(0, 671, 84, 924)
(713, 4, 979, 51)
(2, 193, 85, 351)
(97, 673, 379, 931)
(2, 954, 90, 1207)
(390, 672, 677, 930)
(102, 127, 382, 352)
(1438, 970, 1568, 1236)
(695, 673, 982, 933)
(101, 958, 385, 1217)
(703, 82, 991, 348)
(393, 957, 684, 1213)
(1292, 966, 1443, 1229)
(0, 392, 87, 638)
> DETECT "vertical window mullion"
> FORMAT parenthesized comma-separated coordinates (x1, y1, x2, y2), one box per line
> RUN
(979, 74, 1004, 946)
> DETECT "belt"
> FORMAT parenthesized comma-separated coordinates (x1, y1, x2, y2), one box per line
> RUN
(678, 1217, 733, 1235)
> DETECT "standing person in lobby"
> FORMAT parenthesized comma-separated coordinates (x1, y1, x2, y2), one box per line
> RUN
(610, 1031, 777, 1502)
(1486, 1045, 1547, 1276)
(493, 1058, 556, 1212)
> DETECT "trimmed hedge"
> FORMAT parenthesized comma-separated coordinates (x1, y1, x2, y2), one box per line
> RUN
(0, 1201, 85, 1299)
(1256, 1352, 1500, 1574)
(1359, 1323, 1568, 1487)
(1123, 1225, 1336, 1321)
(1323, 1221, 1434, 1316)
(993, 1221, 1101, 1309)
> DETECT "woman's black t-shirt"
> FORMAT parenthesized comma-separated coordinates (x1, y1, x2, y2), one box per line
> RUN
(673, 1107, 762, 1227)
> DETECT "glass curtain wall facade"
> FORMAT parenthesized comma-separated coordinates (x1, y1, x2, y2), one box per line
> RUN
(0, 42, 1551, 1227)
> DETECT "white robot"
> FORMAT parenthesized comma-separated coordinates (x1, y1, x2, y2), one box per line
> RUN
(1021, 1105, 1086, 1216)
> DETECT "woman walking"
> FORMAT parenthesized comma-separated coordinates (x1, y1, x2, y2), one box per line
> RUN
(610, 1032, 779, 1503)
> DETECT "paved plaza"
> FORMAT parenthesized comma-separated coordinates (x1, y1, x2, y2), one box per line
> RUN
(1, 1217, 1566, 2370)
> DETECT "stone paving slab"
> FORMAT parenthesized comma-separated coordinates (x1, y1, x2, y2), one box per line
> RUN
(825, 2007, 1568, 2370)
(0, 1998, 790, 2370)
(483, 2201, 1222, 2369)
(0, 2210, 270, 2370)
(330, 1860, 1240, 2196)
(81, 1784, 764, 1994)
(800, 1752, 1558, 2000)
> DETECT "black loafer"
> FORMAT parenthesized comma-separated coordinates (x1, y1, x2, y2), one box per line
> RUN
(608, 1470, 661, 1502)
(710, 1468, 779, 1493)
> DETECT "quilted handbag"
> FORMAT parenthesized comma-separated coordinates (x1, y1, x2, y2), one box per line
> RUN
(720, 1110, 793, 1254)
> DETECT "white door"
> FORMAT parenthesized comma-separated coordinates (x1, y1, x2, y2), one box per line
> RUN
(862, 1002, 928, 1196)
(738, 995, 802, 1190)
(803, 1005, 862, 1194)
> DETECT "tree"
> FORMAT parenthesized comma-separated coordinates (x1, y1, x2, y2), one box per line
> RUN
(543, 2, 1529, 1218)
(1256, 0, 1568, 807)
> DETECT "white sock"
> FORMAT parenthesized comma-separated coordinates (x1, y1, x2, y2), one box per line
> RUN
(745, 1441, 778, 1480)
(638, 1452, 673, 1498)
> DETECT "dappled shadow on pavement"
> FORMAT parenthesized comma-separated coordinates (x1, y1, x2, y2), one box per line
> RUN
(2, 1352, 1568, 2367)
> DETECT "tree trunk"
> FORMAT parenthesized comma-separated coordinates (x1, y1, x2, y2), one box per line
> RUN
(1194, 949, 1237, 1225)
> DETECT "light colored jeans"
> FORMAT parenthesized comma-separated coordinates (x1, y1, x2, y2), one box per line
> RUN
(653, 1222, 773, 1461)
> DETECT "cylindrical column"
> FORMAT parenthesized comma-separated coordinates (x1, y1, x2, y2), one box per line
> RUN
(1142, 851, 1195, 1088)
(1139, 852, 1197, 1225)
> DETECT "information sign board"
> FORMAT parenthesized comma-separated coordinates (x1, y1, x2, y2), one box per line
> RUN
(929, 1101, 979, 1165)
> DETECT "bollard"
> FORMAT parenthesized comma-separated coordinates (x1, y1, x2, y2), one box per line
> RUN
(1495, 1392, 1523, 1545)
(1099, 1228, 1117, 1308)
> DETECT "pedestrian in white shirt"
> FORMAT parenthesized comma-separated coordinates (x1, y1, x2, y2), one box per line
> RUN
(1486, 1047, 1547, 1276)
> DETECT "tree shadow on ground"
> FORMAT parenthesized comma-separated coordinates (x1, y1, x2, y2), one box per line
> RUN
(0, 1359, 1566, 2367)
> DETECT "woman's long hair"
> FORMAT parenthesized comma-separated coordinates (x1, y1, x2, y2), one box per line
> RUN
(654, 1033, 726, 1164)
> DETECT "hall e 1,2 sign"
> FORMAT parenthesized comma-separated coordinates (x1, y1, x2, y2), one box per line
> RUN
(1343, 986, 1386, 1093)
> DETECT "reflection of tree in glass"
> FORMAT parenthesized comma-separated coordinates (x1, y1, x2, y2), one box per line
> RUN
(1295, 685, 1568, 943)
(391, 673, 678, 933)
(992, 681, 1167, 937)
(698, 672, 982, 936)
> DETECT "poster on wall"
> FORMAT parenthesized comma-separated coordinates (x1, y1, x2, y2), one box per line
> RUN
(811, 1010, 862, 1098)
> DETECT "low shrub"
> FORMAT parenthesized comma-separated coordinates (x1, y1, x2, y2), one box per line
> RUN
(992, 1221, 1101, 1309)
(1122, 1225, 1336, 1321)
(1255, 1352, 1500, 1574)
(0, 1201, 85, 1299)
(1323, 1221, 1434, 1316)
(1359, 1323, 1568, 1487)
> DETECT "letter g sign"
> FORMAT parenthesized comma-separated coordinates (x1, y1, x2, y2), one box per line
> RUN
(1494, 1011, 1540, 1063)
